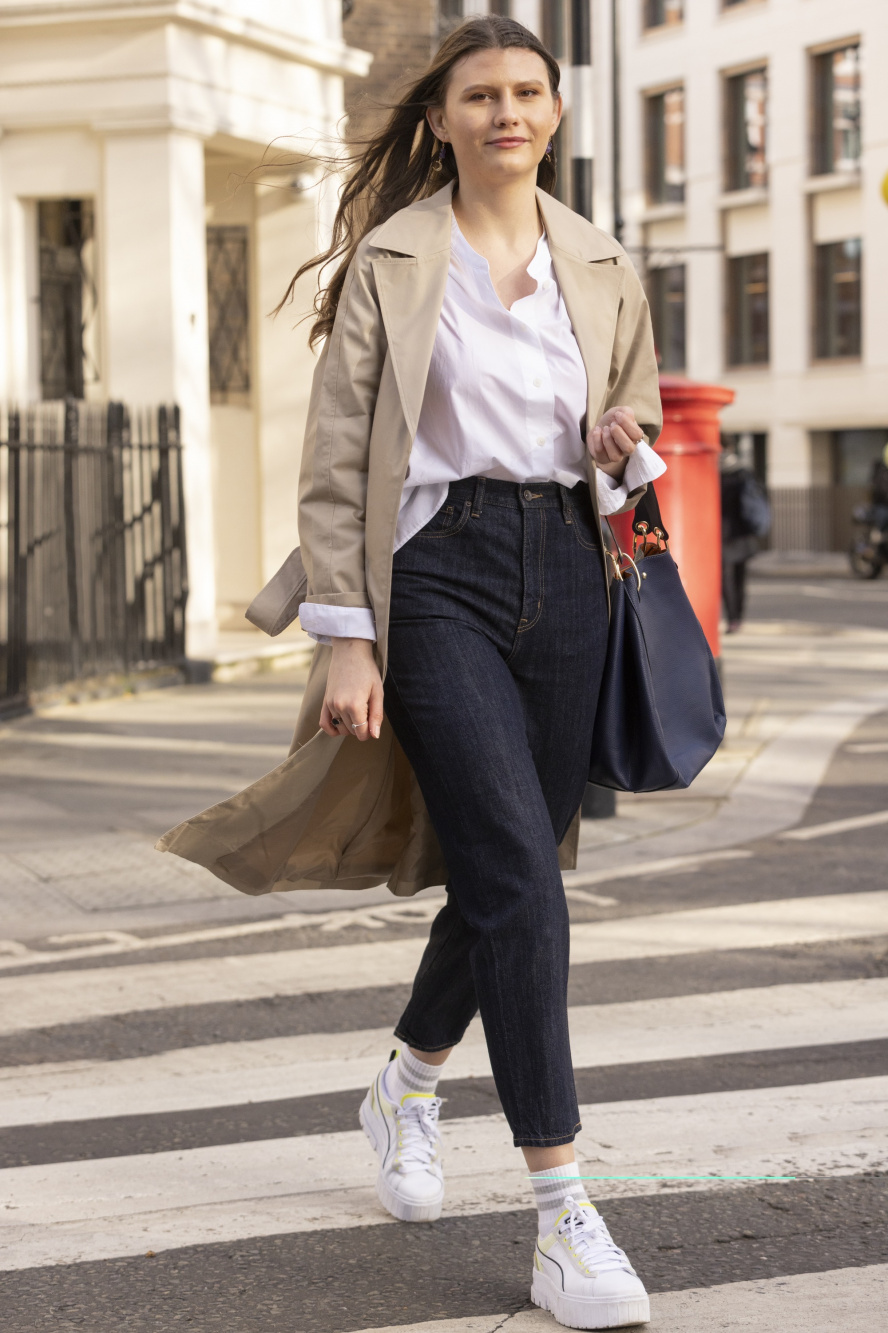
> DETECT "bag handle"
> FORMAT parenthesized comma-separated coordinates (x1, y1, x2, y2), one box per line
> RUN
(632, 482, 669, 544)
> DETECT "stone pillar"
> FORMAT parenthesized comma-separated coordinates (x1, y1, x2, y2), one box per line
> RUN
(101, 130, 216, 659)
(253, 182, 322, 583)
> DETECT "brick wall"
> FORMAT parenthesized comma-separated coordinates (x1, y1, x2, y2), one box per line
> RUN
(343, 0, 438, 138)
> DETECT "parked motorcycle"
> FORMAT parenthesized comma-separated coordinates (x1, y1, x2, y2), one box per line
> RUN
(848, 504, 888, 579)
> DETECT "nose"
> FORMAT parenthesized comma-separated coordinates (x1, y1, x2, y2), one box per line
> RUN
(493, 94, 520, 125)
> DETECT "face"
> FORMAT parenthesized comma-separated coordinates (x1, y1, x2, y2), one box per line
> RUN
(427, 48, 562, 187)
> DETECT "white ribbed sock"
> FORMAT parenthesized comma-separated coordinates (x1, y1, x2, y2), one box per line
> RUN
(530, 1161, 595, 1236)
(383, 1046, 442, 1104)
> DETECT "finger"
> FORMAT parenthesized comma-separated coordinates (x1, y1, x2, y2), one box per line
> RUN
(348, 709, 371, 742)
(368, 680, 384, 740)
(609, 422, 638, 455)
(319, 700, 340, 738)
(614, 409, 641, 440)
(601, 425, 623, 462)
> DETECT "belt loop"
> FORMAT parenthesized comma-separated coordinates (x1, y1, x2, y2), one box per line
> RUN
(559, 483, 572, 525)
(471, 475, 485, 517)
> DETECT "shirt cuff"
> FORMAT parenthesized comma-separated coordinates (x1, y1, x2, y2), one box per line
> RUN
(624, 440, 667, 490)
(595, 441, 667, 517)
(298, 603, 378, 646)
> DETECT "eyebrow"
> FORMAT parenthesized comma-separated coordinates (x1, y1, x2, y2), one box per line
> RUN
(460, 79, 548, 93)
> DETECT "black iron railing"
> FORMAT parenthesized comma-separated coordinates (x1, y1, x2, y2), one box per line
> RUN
(1, 401, 187, 706)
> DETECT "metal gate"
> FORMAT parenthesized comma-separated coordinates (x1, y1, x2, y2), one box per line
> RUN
(1, 401, 188, 707)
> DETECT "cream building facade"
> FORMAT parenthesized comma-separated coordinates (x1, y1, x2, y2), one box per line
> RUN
(0, 1, 370, 656)
(591, 0, 888, 549)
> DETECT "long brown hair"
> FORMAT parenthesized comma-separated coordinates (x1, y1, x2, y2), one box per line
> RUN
(278, 16, 561, 347)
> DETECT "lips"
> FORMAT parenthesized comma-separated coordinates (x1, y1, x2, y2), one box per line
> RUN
(489, 138, 528, 147)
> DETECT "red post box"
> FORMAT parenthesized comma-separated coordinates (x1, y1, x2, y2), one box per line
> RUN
(608, 374, 735, 660)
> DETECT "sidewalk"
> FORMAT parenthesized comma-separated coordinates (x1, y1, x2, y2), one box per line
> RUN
(0, 602, 887, 947)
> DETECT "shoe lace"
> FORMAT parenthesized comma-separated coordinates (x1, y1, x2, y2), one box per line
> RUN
(394, 1096, 442, 1173)
(558, 1196, 633, 1275)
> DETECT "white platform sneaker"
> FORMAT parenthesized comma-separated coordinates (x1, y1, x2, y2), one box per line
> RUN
(532, 1197, 650, 1329)
(359, 1057, 445, 1223)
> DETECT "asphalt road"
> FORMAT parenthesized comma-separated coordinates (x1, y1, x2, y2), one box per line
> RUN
(0, 576, 886, 1332)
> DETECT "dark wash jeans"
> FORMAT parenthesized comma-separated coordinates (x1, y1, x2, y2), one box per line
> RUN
(383, 475, 610, 1147)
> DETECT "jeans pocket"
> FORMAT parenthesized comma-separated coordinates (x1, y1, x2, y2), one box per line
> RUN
(564, 497, 600, 551)
(415, 496, 472, 539)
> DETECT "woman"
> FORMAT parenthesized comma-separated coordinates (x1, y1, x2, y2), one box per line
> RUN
(161, 16, 663, 1330)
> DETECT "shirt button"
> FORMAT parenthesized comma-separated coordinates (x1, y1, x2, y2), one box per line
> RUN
(536, 436, 546, 445)
(533, 377, 542, 388)
(543, 281, 553, 291)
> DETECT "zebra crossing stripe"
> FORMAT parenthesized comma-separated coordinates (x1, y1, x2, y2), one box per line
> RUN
(2, 890, 886, 1035)
(2, 977, 886, 1129)
(345, 1264, 888, 1333)
(1, 1076, 884, 1271)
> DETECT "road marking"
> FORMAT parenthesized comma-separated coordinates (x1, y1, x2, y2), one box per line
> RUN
(1, 977, 885, 1128)
(0, 897, 445, 970)
(347, 1265, 888, 1333)
(0, 730, 285, 760)
(563, 849, 752, 888)
(1, 1076, 884, 1271)
(2, 890, 887, 1035)
(781, 809, 888, 841)
(573, 691, 888, 876)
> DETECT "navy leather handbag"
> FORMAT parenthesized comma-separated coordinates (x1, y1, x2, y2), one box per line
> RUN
(588, 486, 726, 792)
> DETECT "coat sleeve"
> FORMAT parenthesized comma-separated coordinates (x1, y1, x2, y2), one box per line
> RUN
(601, 256, 664, 516)
(297, 239, 387, 615)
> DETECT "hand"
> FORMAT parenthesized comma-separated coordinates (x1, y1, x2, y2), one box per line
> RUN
(587, 406, 645, 479)
(320, 638, 384, 741)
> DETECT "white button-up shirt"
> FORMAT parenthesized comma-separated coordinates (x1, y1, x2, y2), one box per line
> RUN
(300, 218, 665, 645)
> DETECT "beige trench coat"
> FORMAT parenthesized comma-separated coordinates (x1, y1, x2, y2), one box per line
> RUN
(157, 182, 663, 898)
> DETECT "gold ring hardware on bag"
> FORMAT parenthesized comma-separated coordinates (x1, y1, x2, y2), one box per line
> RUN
(633, 520, 668, 559)
(607, 546, 643, 592)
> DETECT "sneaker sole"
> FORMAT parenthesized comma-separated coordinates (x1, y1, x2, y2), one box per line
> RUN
(359, 1092, 444, 1224)
(531, 1270, 650, 1329)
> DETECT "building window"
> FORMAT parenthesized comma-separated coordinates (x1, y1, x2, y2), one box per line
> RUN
(649, 265, 686, 371)
(38, 199, 98, 401)
(207, 225, 250, 400)
(645, 87, 685, 204)
(814, 239, 861, 359)
(812, 45, 861, 176)
(727, 253, 769, 365)
(725, 68, 768, 191)
(644, 0, 683, 28)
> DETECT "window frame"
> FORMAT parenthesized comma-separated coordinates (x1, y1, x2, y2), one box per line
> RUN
(810, 40, 862, 178)
(726, 252, 770, 368)
(723, 64, 769, 194)
(648, 263, 687, 372)
(644, 84, 686, 207)
(812, 238, 862, 362)
(206, 223, 252, 404)
(642, 0, 683, 31)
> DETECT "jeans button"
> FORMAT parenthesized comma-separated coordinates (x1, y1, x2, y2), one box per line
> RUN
(523, 489, 532, 500)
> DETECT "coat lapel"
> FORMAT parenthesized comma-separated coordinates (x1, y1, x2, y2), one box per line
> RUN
(372, 254, 450, 440)
(549, 251, 625, 430)
(368, 183, 454, 441)
(366, 182, 628, 449)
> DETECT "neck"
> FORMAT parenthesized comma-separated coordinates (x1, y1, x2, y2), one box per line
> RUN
(451, 173, 542, 251)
